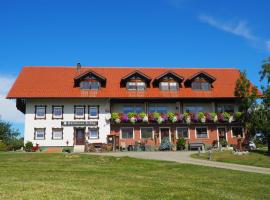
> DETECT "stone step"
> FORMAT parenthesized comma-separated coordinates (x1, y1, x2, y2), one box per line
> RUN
(73, 145, 85, 153)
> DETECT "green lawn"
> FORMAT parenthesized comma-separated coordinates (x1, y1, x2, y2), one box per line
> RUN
(0, 153, 270, 200)
(191, 149, 270, 168)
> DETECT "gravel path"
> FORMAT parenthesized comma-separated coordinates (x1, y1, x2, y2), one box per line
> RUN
(87, 151, 270, 175)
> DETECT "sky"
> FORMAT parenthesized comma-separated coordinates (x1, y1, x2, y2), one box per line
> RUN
(0, 0, 270, 136)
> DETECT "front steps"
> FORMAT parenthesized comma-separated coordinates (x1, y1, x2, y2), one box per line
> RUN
(73, 145, 85, 153)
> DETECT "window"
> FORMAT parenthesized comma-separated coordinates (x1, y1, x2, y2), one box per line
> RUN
(141, 128, 153, 139)
(123, 105, 144, 114)
(88, 106, 98, 118)
(34, 128, 45, 140)
(52, 106, 63, 119)
(127, 82, 146, 91)
(196, 127, 208, 138)
(159, 82, 179, 91)
(35, 106, 46, 119)
(177, 128, 189, 139)
(121, 127, 134, 139)
(88, 129, 99, 139)
(148, 106, 168, 113)
(80, 81, 100, 90)
(184, 105, 205, 113)
(74, 106, 85, 119)
(232, 127, 243, 138)
(52, 128, 63, 140)
(191, 81, 210, 90)
(217, 104, 235, 113)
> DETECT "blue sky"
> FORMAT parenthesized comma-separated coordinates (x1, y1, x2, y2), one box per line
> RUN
(0, 0, 269, 136)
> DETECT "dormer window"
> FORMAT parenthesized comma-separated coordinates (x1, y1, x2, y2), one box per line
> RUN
(153, 71, 183, 91)
(121, 70, 150, 91)
(74, 70, 106, 90)
(80, 81, 100, 90)
(159, 82, 179, 91)
(191, 78, 210, 90)
(185, 71, 216, 91)
(127, 81, 146, 91)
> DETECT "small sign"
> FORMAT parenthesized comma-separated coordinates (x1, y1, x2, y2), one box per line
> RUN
(61, 121, 98, 126)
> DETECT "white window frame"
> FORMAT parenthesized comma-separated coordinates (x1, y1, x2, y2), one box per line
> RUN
(34, 128, 45, 140)
(120, 127, 134, 139)
(140, 127, 154, 139)
(52, 128, 63, 140)
(176, 127, 190, 139)
(88, 128, 99, 139)
(231, 126, 245, 138)
(195, 127, 209, 139)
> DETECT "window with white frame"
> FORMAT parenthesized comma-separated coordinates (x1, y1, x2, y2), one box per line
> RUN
(35, 106, 46, 119)
(52, 128, 63, 140)
(159, 82, 179, 91)
(74, 106, 85, 119)
(196, 127, 208, 138)
(88, 106, 98, 118)
(121, 127, 134, 139)
(127, 82, 146, 91)
(80, 81, 100, 90)
(141, 127, 153, 139)
(52, 106, 63, 119)
(177, 127, 189, 139)
(232, 127, 243, 138)
(34, 128, 45, 140)
(88, 129, 99, 139)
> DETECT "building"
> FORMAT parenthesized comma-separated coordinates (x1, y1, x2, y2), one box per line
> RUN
(7, 65, 250, 151)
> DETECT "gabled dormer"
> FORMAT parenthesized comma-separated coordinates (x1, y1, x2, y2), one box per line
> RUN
(74, 70, 106, 90)
(153, 71, 184, 91)
(184, 71, 216, 91)
(120, 70, 151, 91)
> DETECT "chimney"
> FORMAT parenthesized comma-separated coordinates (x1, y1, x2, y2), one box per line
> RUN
(76, 63, 81, 72)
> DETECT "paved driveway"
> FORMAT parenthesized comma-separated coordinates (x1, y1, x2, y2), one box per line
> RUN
(88, 151, 270, 175)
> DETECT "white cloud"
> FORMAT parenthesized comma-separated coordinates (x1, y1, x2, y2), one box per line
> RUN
(0, 75, 24, 123)
(199, 14, 270, 51)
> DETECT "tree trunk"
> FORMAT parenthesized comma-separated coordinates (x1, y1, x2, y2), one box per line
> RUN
(268, 134, 270, 155)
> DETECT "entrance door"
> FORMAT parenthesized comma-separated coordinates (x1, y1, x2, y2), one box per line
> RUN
(160, 128, 170, 142)
(218, 127, 227, 147)
(75, 128, 85, 145)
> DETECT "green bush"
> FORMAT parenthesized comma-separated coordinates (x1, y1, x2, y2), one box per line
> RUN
(7, 138, 24, 151)
(219, 138, 228, 147)
(0, 141, 7, 151)
(25, 141, 33, 152)
(177, 138, 186, 150)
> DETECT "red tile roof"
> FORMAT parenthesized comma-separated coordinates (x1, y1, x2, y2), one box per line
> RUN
(7, 66, 244, 99)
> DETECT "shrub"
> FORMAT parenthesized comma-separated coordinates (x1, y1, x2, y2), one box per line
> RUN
(222, 112, 231, 121)
(7, 138, 24, 151)
(219, 138, 228, 147)
(111, 112, 119, 120)
(176, 138, 186, 150)
(159, 137, 171, 151)
(25, 141, 33, 152)
(0, 141, 7, 151)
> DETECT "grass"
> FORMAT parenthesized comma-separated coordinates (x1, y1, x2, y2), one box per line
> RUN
(0, 153, 269, 200)
(191, 149, 270, 168)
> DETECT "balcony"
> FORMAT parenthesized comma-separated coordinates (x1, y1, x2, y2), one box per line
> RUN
(110, 111, 243, 125)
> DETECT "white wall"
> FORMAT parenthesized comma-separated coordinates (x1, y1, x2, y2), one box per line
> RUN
(24, 98, 110, 147)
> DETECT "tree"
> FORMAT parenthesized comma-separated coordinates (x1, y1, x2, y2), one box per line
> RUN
(234, 70, 258, 140)
(255, 57, 270, 154)
(0, 120, 22, 151)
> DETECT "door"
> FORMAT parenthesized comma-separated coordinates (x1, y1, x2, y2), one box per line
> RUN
(218, 127, 227, 147)
(75, 128, 85, 145)
(160, 128, 170, 142)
